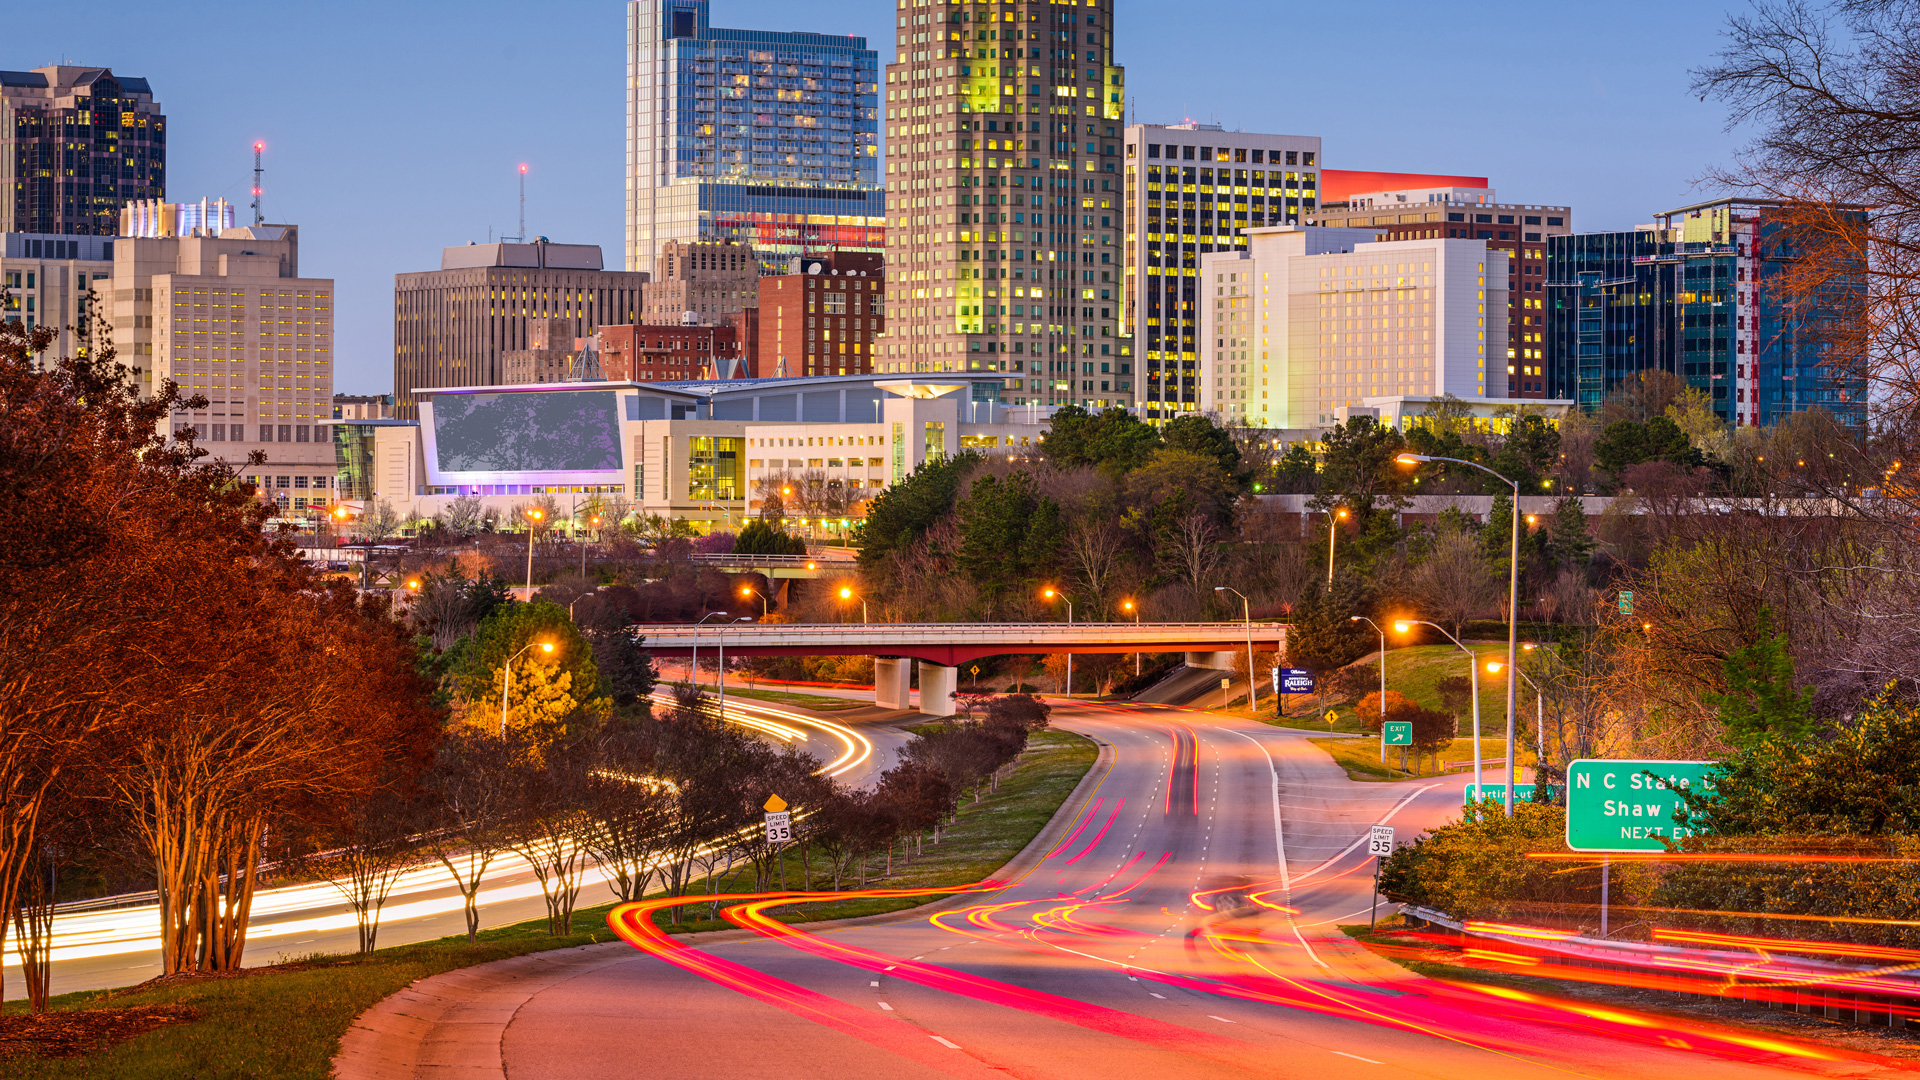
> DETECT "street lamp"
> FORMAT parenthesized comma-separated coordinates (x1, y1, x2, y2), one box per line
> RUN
(500, 640, 556, 737)
(740, 584, 770, 617)
(1215, 586, 1256, 714)
(1349, 616, 1388, 765)
(838, 585, 868, 623)
(581, 514, 603, 577)
(689, 611, 731, 692)
(1121, 599, 1140, 676)
(1398, 452, 1521, 817)
(714, 616, 752, 718)
(523, 507, 545, 595)
(1327, 505, 1350, 582)
(1042, 587, 1072, 698)
(1395, 619, 1483, 810)
(1486, 658, 1544, 784)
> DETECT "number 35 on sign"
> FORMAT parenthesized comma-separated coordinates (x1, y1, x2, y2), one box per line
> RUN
(764, 794, 792, 843)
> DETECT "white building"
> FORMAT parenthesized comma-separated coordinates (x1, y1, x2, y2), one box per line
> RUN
(337, 375, 1049, 533)
(1, 233, 114, 366)
(1197, 226, 1513, 429)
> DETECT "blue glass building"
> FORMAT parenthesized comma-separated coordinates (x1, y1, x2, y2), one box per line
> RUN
(1548, 198, 1865, 427)
(625, 0, 885, 275)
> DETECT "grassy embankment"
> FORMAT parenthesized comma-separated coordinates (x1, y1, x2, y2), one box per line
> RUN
(0, 729, 1096, 1080)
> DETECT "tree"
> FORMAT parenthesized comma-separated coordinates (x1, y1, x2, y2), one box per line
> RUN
(1665, 388, 1732, 463)
(1285, 572, 1373, 671)
(364, 499, 400, 541)
(735, 519, 808, 556)
(1128, 448, 1239, 525)
(1705, 607, 1815, 751)
(1594, 415, 1703, 481)
(1545, 496, 1597, 569)
(1410, 528, 1500, 641)
(505, 734, 593, 935)
(1274, 444, 1319, 494)
(445, 494, 485, 537)
(954, 471, 1065, 616)
(855, 452, 978, 569)
(1040, 405, 1161, 472)
(578, 722, 674, 903)
(452, 600, 607, 734)
(326, 785, 427, 954)
(1313, 416, 1411, 527)
(1162, 414, 1251, 492)
(424, 733, 518, 943)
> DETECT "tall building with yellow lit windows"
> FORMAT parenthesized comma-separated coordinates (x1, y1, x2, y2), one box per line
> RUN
(392, 242, 648, 420)
(877, 0, 1131, 411)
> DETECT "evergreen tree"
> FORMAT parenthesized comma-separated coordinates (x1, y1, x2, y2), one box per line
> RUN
(1705, 607, 1815, 751)
(1284, 571, 1373, 672)
(955, 471, 1065, 616)
(854, 452, 978, 569)
(1040, 405, 1161, 472)
(1546, 496, 1596, 567)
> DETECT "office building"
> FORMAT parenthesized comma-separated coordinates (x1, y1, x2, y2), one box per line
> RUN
(877, 0, 1131, 412)
(334, 393, 395, 420)
(1319, 170, 1489, 206)
(392, 241, 648, 419)
(758, 254, 884, 378)
(597, 322, 747, 382)
(502, 318, 611, 384)
(341, 374, 1043, 533)
(1547, 197, 1867, 426)
(1198, 226, 1526, 429)
(2, 232, 114, 365)
(625, 0, 885, 275)
(110, 224, 338, 514)
(1122, 123, 1322, 418)
(642, 239, 760, 323)
(1315, 184, 1572, 400)
(120, 197, 235, 238)
(1, 66, 165, 237)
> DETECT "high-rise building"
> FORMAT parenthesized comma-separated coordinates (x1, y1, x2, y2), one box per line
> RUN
(120, 197, 235, 238)
(1547, 197, 1868, 427)
(642, 239, 760, 324)
(1, 67, 165, 236)
(758, 256, 885, 378)
(2, 232, 115, 365)
(1198, 227, 1513, 429)
(392, 241, 648, 419)
(1122, 124, 1321, 419)
(1314, 184, 1571, 400)
(625, 0, 884, 275)
(877, 0, 1131, 412)
(111, 225, 339, 515)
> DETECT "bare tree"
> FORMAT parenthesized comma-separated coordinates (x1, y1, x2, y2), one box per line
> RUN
(1067, 522, 1126, 619)
(325, 787, 425, 953)
(1409, 528, 1502, 641)
(1158, 512, 1223, 594)
(424, 734, 517, 944)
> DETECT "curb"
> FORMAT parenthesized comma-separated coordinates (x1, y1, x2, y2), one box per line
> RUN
(331, 728, 1116, 1080)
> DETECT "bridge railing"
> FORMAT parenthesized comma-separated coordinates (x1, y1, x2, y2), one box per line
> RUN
(688, 553, 852, 569)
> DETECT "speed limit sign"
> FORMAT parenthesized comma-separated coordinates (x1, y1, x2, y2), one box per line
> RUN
(1368, 825, 1395, 858)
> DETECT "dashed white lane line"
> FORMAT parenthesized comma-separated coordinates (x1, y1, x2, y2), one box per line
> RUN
(870, 980, 880, 987)
(879, 1002, 893, 1010)
(1208, 1014, 1235, 1023)
(1149, 992, 1166, 999)
(931, 1035, 963, 1049)
(1333, 1051, 1384, 1064)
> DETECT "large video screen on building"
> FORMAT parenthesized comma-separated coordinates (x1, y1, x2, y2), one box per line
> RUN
(431, 390, 622, 474)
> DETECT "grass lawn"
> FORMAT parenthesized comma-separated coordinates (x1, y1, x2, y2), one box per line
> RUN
(1311, 733, 1529, 783)
(723, 685, 865, 711)
(0, 729, 1096, 1080)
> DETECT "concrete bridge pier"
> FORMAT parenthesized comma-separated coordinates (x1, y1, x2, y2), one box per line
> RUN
(1185, 650, 1238, 670)
(875, 657, 912, 710)
(917, 661, 958, 718)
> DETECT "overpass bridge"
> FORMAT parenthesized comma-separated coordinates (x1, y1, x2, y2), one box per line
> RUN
(688, 552, 852, 579)
(632, 621, 1287, 717)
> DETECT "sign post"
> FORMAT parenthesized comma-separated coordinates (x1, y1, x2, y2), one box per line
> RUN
(1367, 825, 1395, 927)
(1565, 759, 1716, 939)
(763, 793, 792, 888)
(1277, 668, 1313, 720)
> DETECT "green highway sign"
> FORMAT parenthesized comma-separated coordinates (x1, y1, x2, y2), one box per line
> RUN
(1565, 759, 1716, 852)
(1464, 783, 1536, 806)
(1618, 590, 1634, 615)
(1383, 721, 1412, 746)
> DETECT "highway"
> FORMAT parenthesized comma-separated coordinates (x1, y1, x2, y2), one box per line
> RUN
(10, 692, 911, 999)
(496, 701, 1882, 1079)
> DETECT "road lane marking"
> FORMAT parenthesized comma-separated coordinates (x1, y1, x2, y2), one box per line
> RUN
(931, 1036, 962, 1049)
(1333, 1051, 1383, 1064)
(1208, 1015, 1234, 1023)
(871, 980, 880, 986)
(878, 1001, 893, 1010)
(1149, 992, 1166, 999)
(1292, 782, 1446, 885)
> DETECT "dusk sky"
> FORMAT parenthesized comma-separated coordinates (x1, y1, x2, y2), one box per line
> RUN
(14, 0, 1752, 395)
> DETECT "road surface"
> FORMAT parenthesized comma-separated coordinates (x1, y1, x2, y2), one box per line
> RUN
(489, 701, 1890, 1079)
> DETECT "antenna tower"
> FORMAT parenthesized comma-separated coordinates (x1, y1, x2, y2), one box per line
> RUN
(250, 142, 265, 225)
(516, 163, 528, 241)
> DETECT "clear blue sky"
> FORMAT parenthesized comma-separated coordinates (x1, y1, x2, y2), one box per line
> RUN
(12, 0, 1751, 394)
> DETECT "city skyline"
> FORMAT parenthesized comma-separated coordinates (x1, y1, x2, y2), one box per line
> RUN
(10, 0, 1749, 396)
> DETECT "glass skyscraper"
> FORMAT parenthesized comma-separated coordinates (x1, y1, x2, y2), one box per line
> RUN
(625, 0, 885, 275)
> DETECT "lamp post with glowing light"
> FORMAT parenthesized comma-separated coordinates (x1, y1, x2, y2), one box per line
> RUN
(839, 585, 867, 623)
(501, 640, 556, 737)
(1349, 616, 1388, 762)
(689, 611, 732, 693)
(1486, 656, 1544, 775)
(1398, 452, 1520, 816)
(1395, 619, 1482, 807)
(740, 584, 769, 618)
(1122, 599, 1140, 676)
(1042, 587, 1072, 697)
(581, 514, 602, 577)
(523, 507, 545, 595)
(1327, 505, 1350, 582)
(1215, 586, 1257, 713)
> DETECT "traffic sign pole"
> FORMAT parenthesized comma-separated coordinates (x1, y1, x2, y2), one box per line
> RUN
(1367, 825, 1394, 927)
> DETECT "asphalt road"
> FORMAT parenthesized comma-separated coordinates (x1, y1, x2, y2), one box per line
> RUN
(12, 689, 917, 1000)
(503, 701, 1887, 1079)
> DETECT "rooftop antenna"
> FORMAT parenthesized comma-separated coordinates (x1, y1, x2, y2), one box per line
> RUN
(514, 163, 528, 242)
(250, 141, 265, 225)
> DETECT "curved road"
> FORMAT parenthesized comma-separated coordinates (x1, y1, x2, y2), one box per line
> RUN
(486, 701, 1888, 1079)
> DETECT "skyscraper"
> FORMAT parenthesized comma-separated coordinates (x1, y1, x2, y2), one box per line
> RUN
(877, 0, 1130, 411)
(625, 0, 884, 275)
(1, 67, 165, 236)
(1122, 124, 1321, 419)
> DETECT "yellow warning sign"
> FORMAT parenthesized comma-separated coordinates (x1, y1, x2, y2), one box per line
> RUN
(763, 794, 788, 813)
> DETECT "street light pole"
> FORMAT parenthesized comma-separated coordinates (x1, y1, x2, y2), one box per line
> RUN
(1122, 600, 1140, 676)
(500, 640, 555, 737)
(1216, 586, 1256, 713)
(1488, 656, 1544, 789)
(1350, 616, 1388, 767)
(581, 514, 602, 577)
(1397, 453, 1521, 817)
(839, 586, 868, 623)
(1395, 619, 1482, 810)
(690, 610, 731, 692)
(1043, 588, 1072, 697)
(523, 507, 545, 596)
(1326, 506, 1349, 583)
(715, 616, 750, 719)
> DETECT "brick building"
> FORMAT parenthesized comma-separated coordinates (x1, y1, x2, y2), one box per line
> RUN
(757, 254, 884, 379)
(597, 322, 746, 383)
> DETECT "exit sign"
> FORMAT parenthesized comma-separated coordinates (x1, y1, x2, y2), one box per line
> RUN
(1565, 759, 1716, 852)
